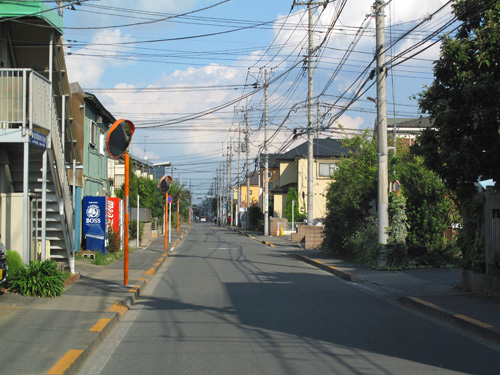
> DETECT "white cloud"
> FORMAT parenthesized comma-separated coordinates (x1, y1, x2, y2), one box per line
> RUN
(66, 29, 135, 87)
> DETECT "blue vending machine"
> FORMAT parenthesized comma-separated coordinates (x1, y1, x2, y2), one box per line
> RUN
(82, 196, 107, 254)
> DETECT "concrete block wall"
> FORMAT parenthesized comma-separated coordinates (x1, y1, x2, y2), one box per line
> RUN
(270, 217, 288, 236)
(291, 224, 306, 243)
(304, 226, 324, 250)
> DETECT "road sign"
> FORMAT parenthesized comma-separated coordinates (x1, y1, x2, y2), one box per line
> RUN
(167, 195, 172, 203)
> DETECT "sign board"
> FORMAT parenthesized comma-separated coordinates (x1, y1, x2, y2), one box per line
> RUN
(83, 196, 107, 254)
(167, 195, 172, 203)
(30, 130, 47, 148)
(107, 197, 121, 233)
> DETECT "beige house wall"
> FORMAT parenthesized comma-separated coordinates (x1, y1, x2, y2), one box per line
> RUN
(1, 193, 24, 259)
(273, 193, 285, 217)
(279, 161, 298, 187)
(278, 157, 339, 221)
(233, 184, 259, 208)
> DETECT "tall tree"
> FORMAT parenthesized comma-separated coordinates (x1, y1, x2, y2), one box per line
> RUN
(416, 0, 500, 200)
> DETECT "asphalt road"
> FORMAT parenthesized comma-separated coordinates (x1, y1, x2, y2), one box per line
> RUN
(78, 225, 500, 375)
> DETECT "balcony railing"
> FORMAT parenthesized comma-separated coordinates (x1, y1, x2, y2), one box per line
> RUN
(0, 69, 51, 131)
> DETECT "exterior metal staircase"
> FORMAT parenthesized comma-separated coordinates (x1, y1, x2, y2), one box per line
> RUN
(0, 69, 74, 267)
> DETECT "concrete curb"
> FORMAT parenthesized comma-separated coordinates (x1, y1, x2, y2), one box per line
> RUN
(291, 254, 361, 282)
(291, 254, 500, 348)
(49, 227, 193, 375)
(398, 296, 500, 346)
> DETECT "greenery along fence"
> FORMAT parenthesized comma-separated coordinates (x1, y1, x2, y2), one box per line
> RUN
(322, 130, 458, 269)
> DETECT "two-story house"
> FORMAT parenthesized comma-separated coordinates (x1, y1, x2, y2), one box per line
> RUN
(70, 82, 116, 198)
(272, 138, 349, 222)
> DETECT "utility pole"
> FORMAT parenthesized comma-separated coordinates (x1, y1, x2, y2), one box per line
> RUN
(264, 69, 270, 236)
(216, 168, 220, 223)
(226, 144, 231, 225)
(294, 0, 331, 225)
(229, 141, 233, 226)
(375, 0, 389, 266)
(237, 122, 241, 227)
(245, 110, 250, 230)
(306, 1, 315, 226)
(222, 145, 226, 225)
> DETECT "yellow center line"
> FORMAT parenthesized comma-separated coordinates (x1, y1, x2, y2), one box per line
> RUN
(145, 268, 155, 276)
(90, 318, 111, 332)
(154, 262, 160, 266)
(46, 349, 84, 375)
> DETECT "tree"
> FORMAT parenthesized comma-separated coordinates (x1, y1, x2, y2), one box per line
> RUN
(323, 130, 377, 256)
(284, 187, 303, 223)
(323, 131, 453, 266)
(417, 0, 500, 200)
(416, 0, 500, 270)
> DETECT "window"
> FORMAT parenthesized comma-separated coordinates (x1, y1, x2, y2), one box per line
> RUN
(319, 163, 339, 177)
(99, 130, 105, 155)
(90, 120, 98, 147)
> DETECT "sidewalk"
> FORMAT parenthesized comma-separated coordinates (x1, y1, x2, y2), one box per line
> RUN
(0, 225, 191, 375)
(229, 226, 500, 347)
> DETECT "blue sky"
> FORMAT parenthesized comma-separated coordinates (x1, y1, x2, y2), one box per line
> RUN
(60, 0, 453, 199)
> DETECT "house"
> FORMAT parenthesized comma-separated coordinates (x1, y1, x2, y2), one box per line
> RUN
(257, 154, 280, 216)
(70, 82, 116, 197)
(387, 117, 433, 146)
(108, 154, 156, 197)
(272, 138, 349, 221)
(233, 171, 259, 209)
(0, 2, 78, 269)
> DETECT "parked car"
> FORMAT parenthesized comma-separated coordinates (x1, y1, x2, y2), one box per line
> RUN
(0, 243, 7, 286)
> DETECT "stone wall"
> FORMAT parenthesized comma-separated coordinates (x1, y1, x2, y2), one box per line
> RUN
(291, 225, 324, 249)
(304, 226, 324, 250)
(291, 224, 306, 243)
(462, 270, 500, 298)
(140, 222, 152, 247)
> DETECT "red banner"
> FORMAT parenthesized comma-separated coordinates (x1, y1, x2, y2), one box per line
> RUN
(107, 197, 121, 233)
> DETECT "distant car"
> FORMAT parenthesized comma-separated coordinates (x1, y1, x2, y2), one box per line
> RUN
(200, 217, 206, 222)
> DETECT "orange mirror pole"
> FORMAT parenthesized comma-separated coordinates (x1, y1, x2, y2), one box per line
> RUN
(164, 194, 168, 251)
(124, 151, 130, 286)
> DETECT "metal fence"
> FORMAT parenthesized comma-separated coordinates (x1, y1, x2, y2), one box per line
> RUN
(0, 69, 51, 131)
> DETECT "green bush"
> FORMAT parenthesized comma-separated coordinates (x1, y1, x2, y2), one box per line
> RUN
(6, 250, 23, 281)
(9, 260, 65, 297)
(129, 220, 144, 240)
(248, 204, 263, 230)
(323, 131, 455, 267)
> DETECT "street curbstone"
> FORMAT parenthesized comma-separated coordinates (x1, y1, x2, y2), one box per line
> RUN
(398, 296, 500, 346)
(48, 229, 191, 375)
(292, 254, 360, 282)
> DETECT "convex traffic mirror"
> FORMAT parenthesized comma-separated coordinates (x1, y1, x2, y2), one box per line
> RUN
(158, 175, 173, 195)
(106, 119, 135, 159)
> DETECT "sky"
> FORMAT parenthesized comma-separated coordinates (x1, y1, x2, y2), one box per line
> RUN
(59, 0, 454, 200)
